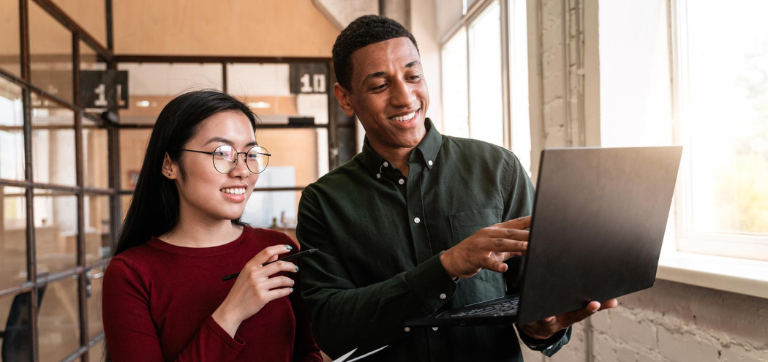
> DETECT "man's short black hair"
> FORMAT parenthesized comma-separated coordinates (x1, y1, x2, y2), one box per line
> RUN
(332, 15, 419, 92)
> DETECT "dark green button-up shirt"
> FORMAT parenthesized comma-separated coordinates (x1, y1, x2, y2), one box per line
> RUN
(297, 119, 570, 362)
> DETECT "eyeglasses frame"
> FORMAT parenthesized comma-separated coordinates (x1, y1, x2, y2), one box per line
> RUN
(179, 145, 271, 174)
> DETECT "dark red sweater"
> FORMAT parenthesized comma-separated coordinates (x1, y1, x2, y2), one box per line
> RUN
(102, 226, 322, 362)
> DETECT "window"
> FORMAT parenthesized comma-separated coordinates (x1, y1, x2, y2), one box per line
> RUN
(508, 0, 531, 174)
(439, 0, 528, 155)
(468, 1, 504, 147)
(673, 0, 768, 261)
(441, 28, 469, 138)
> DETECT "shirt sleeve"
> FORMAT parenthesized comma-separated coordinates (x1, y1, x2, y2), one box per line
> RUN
(517, 326, 572, 357)
(297, 187, 458, 359)
(102, 258, 245, 362)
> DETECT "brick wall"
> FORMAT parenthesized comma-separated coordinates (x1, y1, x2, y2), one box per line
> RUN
(519, 281, 768, 362)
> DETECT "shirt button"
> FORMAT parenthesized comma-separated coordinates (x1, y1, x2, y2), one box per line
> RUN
(414, 217, 421, 224)
(428, 160, 433, 166)
(383, 161, 389, 167)
(439, 293, 446, 300)
(404, 327, 411, 332)
(376, 173, 381, 179)
(432, 327, 439, 331)
(398, 179, 405, 185)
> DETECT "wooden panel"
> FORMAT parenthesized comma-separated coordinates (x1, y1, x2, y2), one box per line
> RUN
(50, 0, 108, 46)
(114, 0, 339, 57)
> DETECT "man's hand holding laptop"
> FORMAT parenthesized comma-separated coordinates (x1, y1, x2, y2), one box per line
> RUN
(439, 215, 618, 339)
(518, 298, 618, 339)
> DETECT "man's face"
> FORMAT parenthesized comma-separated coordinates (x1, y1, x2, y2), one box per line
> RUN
(335, 37, 430, 152)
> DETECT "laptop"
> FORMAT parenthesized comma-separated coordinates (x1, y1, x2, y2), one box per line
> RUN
(405, 146, 682, 327)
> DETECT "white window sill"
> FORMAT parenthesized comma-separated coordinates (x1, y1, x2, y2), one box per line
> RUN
(657, 250, 768, 299)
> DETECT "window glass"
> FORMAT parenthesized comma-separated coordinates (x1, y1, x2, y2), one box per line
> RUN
(468, 2, 504, 147)
(683, 0, 768, 236)
(83, 117, 109, 189)
(227, 63, 329, 126)
(0, 77, 25, 181)
(243, 190, 302, 236)
(121, 194, 132, 222)
(441, 28, 469, 138)
(256, 128, 328, 188)
(34, 190, 77, 274)
(31, 94, 76, 186)
(1, 186, 27, 290)
(84, 195, 110, 263)
(29, 1, 73, 103)
(87, 266, 105, 339)
(89, 339, 105, 362)
(119, 129, 151, 191)
(509, 0, 531, 174)
(119, 63, 223, 124)
(38, 277, 80, 362)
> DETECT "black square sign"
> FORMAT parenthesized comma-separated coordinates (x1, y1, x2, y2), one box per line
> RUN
(80, 70, 129, 109)
(289, 63, 328, 94)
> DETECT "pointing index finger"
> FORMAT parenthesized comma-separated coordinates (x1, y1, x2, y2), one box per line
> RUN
(497, 216, 532, 230)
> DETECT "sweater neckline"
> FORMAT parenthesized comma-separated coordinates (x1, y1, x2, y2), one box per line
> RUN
(147, 226, 252, 256)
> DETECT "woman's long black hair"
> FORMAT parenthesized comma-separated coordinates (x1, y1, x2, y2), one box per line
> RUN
(103, 91, 256, 362)
(113, 90, 257, 257)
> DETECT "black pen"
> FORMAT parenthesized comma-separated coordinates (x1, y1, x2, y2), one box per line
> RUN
(222, 248, 318, 281)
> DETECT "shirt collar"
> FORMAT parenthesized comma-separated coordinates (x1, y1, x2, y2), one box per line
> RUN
(360, 118, 443, 177)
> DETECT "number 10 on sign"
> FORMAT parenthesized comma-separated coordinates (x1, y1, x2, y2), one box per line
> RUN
(300, 73, 326, 93)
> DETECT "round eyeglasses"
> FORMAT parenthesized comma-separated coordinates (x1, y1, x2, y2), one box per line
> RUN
(180, 145, 271, 174)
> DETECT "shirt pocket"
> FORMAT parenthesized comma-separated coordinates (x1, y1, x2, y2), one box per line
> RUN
(448, 208, 503, 245)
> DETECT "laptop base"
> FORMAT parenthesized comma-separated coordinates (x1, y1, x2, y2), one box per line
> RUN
(405, 295, 520, 327)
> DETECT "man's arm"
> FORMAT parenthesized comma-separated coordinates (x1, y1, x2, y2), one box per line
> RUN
(297, 187, 458, 359)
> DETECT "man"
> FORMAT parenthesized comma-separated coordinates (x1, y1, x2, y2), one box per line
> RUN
(297, 15, 617, 362)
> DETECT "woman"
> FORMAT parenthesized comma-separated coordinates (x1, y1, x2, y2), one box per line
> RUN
(102, 91, 322, 362)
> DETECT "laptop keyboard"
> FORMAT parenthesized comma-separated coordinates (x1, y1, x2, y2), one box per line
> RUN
(448, 297, 519, 318)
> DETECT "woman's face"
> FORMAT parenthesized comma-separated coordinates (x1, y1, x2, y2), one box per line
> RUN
(168, 110, 259, 223)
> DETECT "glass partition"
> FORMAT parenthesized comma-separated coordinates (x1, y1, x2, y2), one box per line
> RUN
(29, 1, 73, 103)
(119, 63, 223, 124)
(34, 190, 77, 275)
(31, 94, 77, 187)
(0, 0, 21, 78)
(0, 78, 25, 182)
(83, 117, 110, 189)
(1, 186, 27, 290)
(38, 277, 80, 362)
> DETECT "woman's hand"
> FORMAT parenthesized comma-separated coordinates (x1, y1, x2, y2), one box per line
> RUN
(212, 244, 298, 337)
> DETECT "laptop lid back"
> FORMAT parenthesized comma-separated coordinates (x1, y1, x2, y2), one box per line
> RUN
(516, 146, 682, 325)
